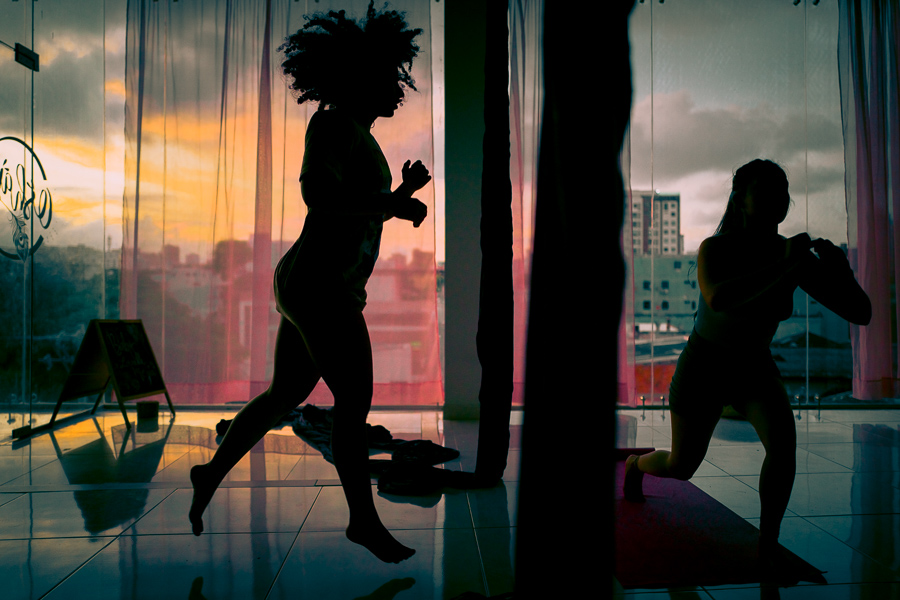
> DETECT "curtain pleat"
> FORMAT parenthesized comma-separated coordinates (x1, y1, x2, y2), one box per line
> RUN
(251, 0, 274, 399)
(619, 133, 636, 406)
(509, 0, 542, 406)
(123, 0, 440, 406)
(838, 0, 900, 400)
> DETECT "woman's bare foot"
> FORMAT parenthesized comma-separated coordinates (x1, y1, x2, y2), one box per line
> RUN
(758, 536, 799, 584)
(189, 464, 219, 536)
(346, 521, 415, 564)
(624, 454, 646, 502)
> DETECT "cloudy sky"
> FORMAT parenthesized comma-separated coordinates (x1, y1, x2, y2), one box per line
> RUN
(1, 0, 127, 254)
(627, 0, 848, 253)
(2, 0, 851, 264)
(0, 0, 438, 263)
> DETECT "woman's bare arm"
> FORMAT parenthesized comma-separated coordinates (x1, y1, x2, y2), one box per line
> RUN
(798, 239, 871, 325)
(300, 169, 427, 226)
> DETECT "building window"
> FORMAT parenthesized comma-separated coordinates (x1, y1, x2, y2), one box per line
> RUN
(661, 280, 669, 290)
(643, 280, 651, 290)
(643, 300, 651, 310)
(661, 301, 669, 310)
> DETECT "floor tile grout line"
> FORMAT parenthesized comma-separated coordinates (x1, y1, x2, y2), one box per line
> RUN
(800, 447, 870, 473)
(264, 528, 306, 600)
(0, 534, 123, 542)
(295, 485, 323, 536)
(264, 486, 324, 600)
(0, 491, 24, 509)
(36, 536, 120, 599)
(796, 513, 900, 577)
(118, 486, 181, 536)
(0, 526, 494, 543)
(0, 480, 328, 493)
(14, 484, 328, 598)
(0, 456, 62, 488)
(465, 490, 491, 597)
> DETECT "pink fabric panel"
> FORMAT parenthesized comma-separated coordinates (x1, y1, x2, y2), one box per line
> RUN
(509, 0, 542, 406)
(840, 0, 900, 400)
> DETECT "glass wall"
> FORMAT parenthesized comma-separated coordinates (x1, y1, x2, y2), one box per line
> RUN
(2, 1, 446, 428)
(1, 0, 123, 435)
(625, 0, 868, 408)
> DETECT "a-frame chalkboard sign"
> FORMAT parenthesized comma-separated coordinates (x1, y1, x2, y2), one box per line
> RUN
(49, 319, 175, 429)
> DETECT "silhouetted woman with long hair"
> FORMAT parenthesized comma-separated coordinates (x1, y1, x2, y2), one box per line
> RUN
(189, 2, 428, 564)
(624, 159, 871, 572)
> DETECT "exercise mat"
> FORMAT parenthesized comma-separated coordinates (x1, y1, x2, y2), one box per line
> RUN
(614, 449, 826, 589)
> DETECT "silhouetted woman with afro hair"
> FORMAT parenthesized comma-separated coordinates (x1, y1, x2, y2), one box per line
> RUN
(624, 159, 871, 578)
(189, 1, 429, 564)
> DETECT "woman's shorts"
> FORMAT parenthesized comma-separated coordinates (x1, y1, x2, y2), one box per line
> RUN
(274, 247, 365, 323)
(668, 331, 785, 418)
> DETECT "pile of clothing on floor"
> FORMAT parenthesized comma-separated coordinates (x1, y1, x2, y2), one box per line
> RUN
(216, 404, 463, 496)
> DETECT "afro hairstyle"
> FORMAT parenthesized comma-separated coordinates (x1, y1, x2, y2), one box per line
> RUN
(277, 1, 423, 109)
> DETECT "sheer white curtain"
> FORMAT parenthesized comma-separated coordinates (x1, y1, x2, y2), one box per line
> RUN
(838, 0, 900, 400)
(619, 137, 636, 405)
(123, 0, 440, 406)
(621, 1, 852, 408)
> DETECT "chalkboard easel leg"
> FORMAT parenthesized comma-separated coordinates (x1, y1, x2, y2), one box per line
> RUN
(118, 426, 132, 457)
(118, 397, 132, 429)
(48, 397, 64, 428)
(91, 381, 110, 415)
(164, 391, 176, 417)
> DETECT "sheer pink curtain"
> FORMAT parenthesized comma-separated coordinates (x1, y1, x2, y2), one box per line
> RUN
(123, 0, 440, 406)
(509, 0, 542, 406)
(838, 0, 900, 400)
(619, 136, 636, 406)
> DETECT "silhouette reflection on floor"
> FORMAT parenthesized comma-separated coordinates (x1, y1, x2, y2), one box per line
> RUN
(0, 409, 519, 599)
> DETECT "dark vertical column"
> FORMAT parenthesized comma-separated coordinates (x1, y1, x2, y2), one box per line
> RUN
(445, 0, 487, 419)
(475, 0, 513, 484)
(515, 1, 635, 595)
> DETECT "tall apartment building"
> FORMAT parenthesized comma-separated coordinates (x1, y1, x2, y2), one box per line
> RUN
(631, 191, 684, 256)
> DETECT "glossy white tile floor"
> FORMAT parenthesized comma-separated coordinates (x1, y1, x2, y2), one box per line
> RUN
(0, 408, 521, 600)
(615, 408, 900, 599)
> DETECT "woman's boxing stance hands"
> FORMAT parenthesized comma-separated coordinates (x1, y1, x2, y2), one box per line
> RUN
(784, 232, 813, 264)
(402, 159, 432, 192)
(811, 238, 852, 272)
(386, 159, 430, 227)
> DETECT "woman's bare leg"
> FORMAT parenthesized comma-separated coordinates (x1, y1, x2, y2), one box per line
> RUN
(298, 306, 415, 564)
(625, 408, 720, 501)
(189, 317, 320, 535)
(741, 382, 796, 555)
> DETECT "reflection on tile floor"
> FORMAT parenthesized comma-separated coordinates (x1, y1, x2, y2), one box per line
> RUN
(616, 408, 900, 599)
(7, 407, 900, 598)
(0, 409, 521, 600)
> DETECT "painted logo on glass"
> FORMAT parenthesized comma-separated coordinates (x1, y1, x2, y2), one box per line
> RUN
(0, 136, 52, 262)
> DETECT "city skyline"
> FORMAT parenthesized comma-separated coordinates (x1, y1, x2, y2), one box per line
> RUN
(4, 1, 853, 266)
(628, 0, 849, 255)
